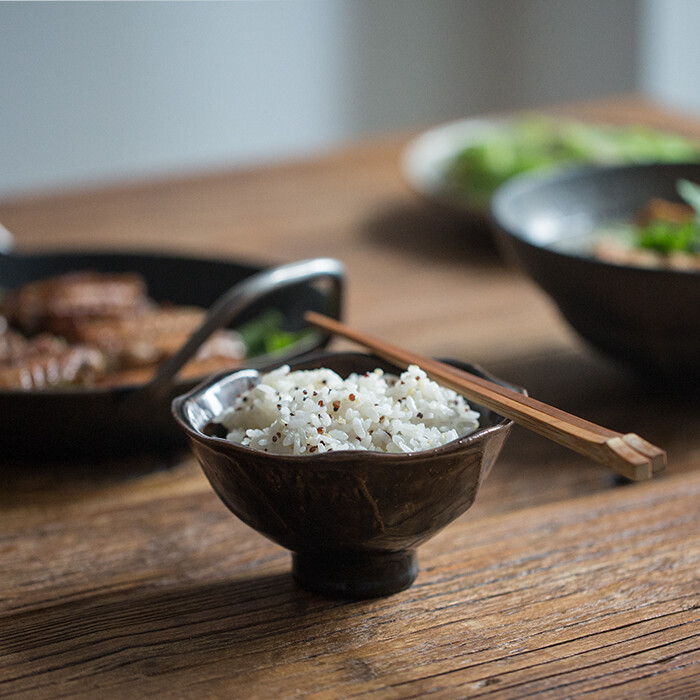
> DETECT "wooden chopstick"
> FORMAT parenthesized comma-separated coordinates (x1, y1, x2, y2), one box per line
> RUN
(305, 311, 666, 481)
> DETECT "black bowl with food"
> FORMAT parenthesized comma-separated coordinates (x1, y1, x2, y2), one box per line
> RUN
(172, 351, 520, 599)
(490, 162, 700, 380)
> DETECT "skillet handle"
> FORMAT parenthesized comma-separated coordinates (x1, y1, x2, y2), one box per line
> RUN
(125, 257, 344, 406)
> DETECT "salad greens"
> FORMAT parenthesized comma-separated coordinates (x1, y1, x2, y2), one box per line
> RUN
(447, 115, 700, 208)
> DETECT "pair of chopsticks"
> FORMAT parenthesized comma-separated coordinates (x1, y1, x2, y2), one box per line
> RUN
(305, 312, 666, 481)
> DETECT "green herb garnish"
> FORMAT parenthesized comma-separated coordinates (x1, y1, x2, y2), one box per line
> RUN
(635, 179, 700, 255)
(638, 220, 700, 254)
(236, 308, 314, 357)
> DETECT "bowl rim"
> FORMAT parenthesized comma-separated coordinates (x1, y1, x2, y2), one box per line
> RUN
(401, 115, 513, 215)
(171, 351, 519, 465)
(490, 161, 700, 279)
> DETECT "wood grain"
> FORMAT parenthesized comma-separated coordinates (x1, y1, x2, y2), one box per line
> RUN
(1, 97, 700, 698)
(1, 470, 698, 698)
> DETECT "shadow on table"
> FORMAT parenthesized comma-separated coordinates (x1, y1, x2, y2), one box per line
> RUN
(466, 343, 699, 518)
(484, 344, 699, 434)
(482, 343, 698, 484)
(361, 200, 503, 266)
(0, 451, 190, 509)
(2, 572, 378, 690)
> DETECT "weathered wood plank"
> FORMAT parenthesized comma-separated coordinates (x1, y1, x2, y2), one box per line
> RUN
(1, 472, 698, 697)
(1, 97, 699, 698)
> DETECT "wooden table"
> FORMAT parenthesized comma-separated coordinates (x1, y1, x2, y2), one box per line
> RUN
(2, 97, 699, 698)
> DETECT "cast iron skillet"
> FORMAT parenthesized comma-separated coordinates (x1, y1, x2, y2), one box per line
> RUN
(0, 244, 344, 460)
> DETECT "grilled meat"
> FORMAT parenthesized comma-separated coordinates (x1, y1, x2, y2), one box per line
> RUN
(0, 332, 106, 389)
(3, 271, 151, 336)
(0, 272, 247, 390)
(70, 307, 245, 370)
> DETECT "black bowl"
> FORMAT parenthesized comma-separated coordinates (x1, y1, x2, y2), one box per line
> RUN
(490, 162, 700, 380)
(172, 351, 519, 599)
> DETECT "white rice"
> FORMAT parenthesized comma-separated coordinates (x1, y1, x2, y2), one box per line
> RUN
(215, 364, 480, 455)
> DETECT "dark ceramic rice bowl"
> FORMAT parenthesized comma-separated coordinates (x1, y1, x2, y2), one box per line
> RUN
(172, 351, 520, 599)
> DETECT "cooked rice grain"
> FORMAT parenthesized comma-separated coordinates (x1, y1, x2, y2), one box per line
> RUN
(216, 364, 480, 455)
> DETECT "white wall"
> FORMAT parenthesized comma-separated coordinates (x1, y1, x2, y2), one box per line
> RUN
(0, 1, 639, 199)
(640, 0, 700, 115)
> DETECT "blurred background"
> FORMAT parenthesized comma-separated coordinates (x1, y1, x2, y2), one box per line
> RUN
(1, 0, 698, 200)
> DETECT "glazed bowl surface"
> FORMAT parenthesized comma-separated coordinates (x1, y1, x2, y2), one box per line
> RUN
(172, 351, 519, 598)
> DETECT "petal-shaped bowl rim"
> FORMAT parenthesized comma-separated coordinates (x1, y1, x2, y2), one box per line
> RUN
(172, 351, 521, 468)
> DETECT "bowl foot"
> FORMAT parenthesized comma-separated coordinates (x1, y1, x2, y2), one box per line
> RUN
(292, 549, 418, 599)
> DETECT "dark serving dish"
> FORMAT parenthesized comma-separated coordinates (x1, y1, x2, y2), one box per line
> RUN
(490, 162, 700, 381)
(172, 351, 520, 599)
(0, 250, 343, 459)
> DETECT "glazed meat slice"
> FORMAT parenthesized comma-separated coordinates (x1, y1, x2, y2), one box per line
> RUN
(0, 333, 106, 389)
(70, 306, 246, 370)
(635, 198, 694, 226)
(3, 271, 151, 336)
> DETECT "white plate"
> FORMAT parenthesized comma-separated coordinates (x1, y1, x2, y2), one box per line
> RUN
(401, 116, 512, 218)
(401, 114, 700, 220)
